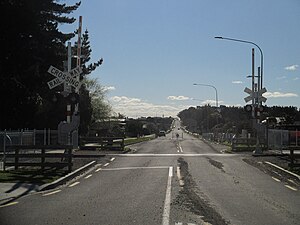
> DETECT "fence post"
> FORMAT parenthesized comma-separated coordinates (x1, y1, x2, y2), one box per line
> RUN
(280, 130, 283, 154)
(3, 130, 6, 171)
(44, 128, 47, 145)
(296, 129, 298, 147)
(48, 128, 51, 145)
(41, 148, 45, 170)
(121, 138, 125, 151)
(15, 148, 19, 170)
(33, 129, 36, 146)
(67, 147, 72, 172)
(290, 149, 294, 168)
(20, 129, 23, 145)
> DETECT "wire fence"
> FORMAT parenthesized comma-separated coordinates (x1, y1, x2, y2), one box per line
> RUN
(0, 129, 59, 152)
(268, 129, 299, 151)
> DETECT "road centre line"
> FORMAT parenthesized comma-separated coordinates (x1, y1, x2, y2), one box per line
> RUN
(162, 166, 173, 225)
(0, 201, 19, 208)
(42, 190, 61, 196)
(103, 163, 110, 167)
(110, 157, 115, 162)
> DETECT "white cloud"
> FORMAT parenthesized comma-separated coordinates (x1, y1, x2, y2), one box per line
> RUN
(201, 99, 223, 106)
(263, 92, 298, 98)
(232, 81, 243, 84)
(111, 96, 141, 103)
(110, 96, 190, 118)
(285, 65, 299, 71)
(103, 86, 116, 91)
(167, 95, 190, 101)
(293, 77, 299, 81)
(276, 76, 287, 80)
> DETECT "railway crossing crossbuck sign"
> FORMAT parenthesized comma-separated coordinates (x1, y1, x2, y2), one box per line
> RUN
(47, 65, 82, 90)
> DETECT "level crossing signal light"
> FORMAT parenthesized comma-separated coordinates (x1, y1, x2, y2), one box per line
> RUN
(244, 104, 265, 118)
(67, 92, 79, 104)
(244, 104, 252, 113)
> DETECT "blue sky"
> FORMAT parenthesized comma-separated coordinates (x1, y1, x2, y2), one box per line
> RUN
(63, 0, 300, 117)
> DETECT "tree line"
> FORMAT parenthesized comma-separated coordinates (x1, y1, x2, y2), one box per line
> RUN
(0, 0, 111, 135)
(178, 105, 300, 134)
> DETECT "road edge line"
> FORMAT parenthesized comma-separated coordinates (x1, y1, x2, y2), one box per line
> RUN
(39, 161, 97, 191)
(264, 161, 300, 180)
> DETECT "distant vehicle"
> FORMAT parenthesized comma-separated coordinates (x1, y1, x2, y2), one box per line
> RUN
(158, 130, 166, 137)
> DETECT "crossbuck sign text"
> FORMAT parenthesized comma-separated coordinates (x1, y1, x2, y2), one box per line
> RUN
(47, 66, 82, 89)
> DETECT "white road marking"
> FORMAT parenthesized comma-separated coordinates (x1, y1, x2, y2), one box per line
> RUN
(288, 179, 297, 185)
(101, 166, 170, 171)
(0, 201, 19, 208)
(110, 157, 115, 162)
(104, 163, 110, 167)
(95, 168, 102, 172)
(272, 177, 281, 182)
(285, 185, 298, 191)
(42, 190, 61, 196)
(85, 174, 92, 179)
(162, 166, 173, 225)
(69, 181, 80, 187)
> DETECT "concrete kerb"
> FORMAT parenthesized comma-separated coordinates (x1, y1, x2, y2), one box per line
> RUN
(39, 160, 97, 191)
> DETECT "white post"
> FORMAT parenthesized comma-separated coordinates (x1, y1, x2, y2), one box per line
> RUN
(66, 42, 72, 123)
(64, 42, 72, 93)
(75, 16, 82, 94)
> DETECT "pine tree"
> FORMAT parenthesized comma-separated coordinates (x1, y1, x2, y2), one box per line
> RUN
(72, 29, 106, 135)
(0, 0, 80, 129)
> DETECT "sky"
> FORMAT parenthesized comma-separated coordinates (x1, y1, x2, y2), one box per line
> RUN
(62, 0, 300, 118)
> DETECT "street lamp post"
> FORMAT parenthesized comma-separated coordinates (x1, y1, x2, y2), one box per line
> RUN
(214, 36, 263, 90)
(215, 36, 265, 155)
(193, 83, 218, 108)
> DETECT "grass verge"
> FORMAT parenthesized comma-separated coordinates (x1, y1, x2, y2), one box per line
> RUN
(124, 135, 156, 146)
(0, 169, 68, 184)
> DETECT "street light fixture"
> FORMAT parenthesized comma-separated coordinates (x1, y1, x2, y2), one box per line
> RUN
(193, 83, 218, 108)
(214, 36, 264, 90)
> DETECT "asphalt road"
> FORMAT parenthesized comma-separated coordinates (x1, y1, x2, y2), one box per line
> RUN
(0, 122, 299, 225)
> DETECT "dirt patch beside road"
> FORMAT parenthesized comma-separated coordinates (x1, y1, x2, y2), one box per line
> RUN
(174, 157, 229, 225)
